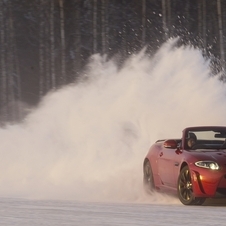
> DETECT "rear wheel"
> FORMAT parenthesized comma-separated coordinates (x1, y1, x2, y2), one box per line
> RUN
(177, 166, 205, 205)
(143, 160, 155, 193)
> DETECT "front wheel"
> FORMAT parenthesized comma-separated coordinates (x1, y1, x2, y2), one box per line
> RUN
(177, 166, 205, 205)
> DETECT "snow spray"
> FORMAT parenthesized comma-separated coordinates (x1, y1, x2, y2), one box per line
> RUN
(0, 39, 225, 204)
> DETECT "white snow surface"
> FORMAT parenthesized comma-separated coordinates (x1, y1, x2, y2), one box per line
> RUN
(1, 39, 226, 224)
(1, 197, 226, 226)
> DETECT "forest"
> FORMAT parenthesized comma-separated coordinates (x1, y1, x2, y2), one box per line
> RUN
(0, 0, 226, 124)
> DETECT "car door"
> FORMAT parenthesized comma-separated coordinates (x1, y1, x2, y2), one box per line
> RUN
(157, 148, 176, 187)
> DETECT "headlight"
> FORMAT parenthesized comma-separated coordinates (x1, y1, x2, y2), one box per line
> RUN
(195, 161, 219, 170)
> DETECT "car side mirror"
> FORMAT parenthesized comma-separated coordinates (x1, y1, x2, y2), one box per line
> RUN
(163, 139, 178, 149)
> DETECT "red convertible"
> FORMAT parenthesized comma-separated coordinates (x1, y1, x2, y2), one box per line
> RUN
(143, 126, 226, 205)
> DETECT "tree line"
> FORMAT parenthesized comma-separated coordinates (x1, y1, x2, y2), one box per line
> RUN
(0, 0, 226, 123)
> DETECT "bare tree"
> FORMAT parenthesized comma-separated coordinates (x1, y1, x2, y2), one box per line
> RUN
(93, 0, 97, 53)
(44, 5, 50, 92)
(197, 0, 207, 50)
(50, 0, 56, 88)
(122, 0, 127, 57)
(59, 0, 66, 83)
(202, 0, 206, 48)
(39, 0, 52, 95)
(162, 0, 171, 40)
(217, 0, 225, 67)
(74, 0, 81, 77)
(162, 0, 167, 40)
(6, 0, 16, 120)
(142, 0, 146, 45)
(39, 0, 45, 97)
(0, 0, 21, 122)
(101, 0, 108, 54)
(0, 1, 7, 121)
(39, 0, 57, 95)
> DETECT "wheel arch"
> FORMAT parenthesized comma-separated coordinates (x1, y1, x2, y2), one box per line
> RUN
(143, 157, 149, 165)
(180, 161, 188, 172)
(143, 158, 150, 172)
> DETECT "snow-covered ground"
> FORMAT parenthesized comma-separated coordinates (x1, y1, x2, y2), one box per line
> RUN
(1, 197, 226, 226)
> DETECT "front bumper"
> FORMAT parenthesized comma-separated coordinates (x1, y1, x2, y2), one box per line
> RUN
(191, 167, 226, 197)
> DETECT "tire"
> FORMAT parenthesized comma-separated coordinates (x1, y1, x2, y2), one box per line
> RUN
(143, 160, 155, 193)
(177, 166, 205, 205)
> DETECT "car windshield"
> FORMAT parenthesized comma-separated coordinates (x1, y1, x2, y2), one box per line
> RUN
(186, 128, 226, 150)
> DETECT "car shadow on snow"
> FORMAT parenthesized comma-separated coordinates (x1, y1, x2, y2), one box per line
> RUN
(202, 198, 226, 206)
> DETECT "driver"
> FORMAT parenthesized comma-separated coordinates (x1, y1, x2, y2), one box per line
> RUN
(187, 133, 197, 149)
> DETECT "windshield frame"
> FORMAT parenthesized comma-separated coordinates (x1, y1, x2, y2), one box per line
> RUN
(182, 126, 226, 150)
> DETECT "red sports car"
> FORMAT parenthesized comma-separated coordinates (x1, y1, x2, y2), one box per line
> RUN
(143, 126, 226, 205)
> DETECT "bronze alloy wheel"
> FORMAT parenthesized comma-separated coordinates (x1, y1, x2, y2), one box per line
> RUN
(177, 166, 205, 205)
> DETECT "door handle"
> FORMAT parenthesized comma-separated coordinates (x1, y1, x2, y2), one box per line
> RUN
(159, 152, 163, 157)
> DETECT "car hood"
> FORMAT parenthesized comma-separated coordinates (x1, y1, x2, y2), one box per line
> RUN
(189, 149, 226, 164)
